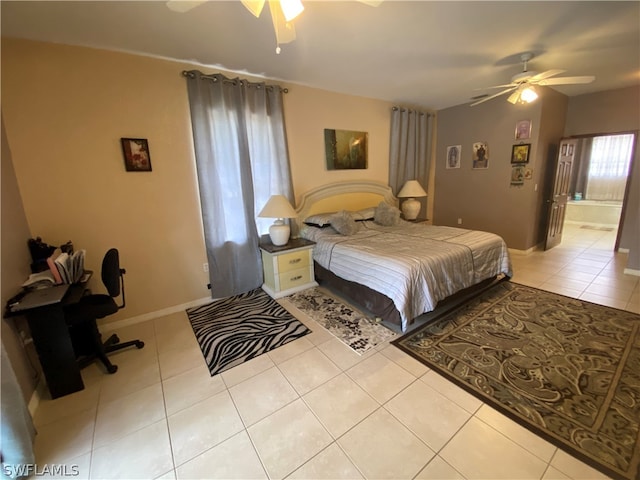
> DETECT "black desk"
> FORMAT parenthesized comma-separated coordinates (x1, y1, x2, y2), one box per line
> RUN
(5, 279, 90, 399)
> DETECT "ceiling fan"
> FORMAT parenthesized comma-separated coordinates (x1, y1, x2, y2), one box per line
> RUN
(470, 53, 595, 107)
(167, 0, 382, 54)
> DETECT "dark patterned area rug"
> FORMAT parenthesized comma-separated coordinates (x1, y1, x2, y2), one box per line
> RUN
(286, 287, 396, 354)
(393, 281, 640, 480)
(187, 289, 310, 376)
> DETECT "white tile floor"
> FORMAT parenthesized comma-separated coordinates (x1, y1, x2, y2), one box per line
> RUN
(31, 223, 639, 479)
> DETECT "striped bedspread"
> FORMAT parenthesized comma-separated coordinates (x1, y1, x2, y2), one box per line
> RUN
(302, 221, 512, 332)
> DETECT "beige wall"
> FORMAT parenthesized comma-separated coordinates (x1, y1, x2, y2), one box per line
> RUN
(1, 38, 393, 328)
(565, 86, 640, 269)
(1, 116, 40, 401)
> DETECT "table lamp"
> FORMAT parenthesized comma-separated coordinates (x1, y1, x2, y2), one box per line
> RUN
(258, 194, 297, 246)
(397, 180, 427, 220)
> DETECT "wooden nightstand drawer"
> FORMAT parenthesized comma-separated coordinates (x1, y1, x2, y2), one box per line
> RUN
(259, 238, 317, 299)
(278, 267, 311, 291)
(277, 249, 311, 273)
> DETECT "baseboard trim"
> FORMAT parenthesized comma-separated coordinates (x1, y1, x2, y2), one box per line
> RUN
(508, 244, 542, 255)
(100, 296, 213, 333)
(28, 379, 47, 417)
(624, 268, 640, 277)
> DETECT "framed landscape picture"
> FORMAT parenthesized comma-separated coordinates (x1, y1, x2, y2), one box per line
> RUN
(324, 129, 368, 170)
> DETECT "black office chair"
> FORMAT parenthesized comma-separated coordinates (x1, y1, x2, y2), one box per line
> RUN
(65, 248, 144, 374)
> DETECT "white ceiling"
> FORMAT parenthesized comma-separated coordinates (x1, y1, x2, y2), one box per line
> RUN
(2, 1, 639, 110)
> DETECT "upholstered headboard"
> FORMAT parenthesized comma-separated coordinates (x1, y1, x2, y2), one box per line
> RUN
(292, 180, 398, 237)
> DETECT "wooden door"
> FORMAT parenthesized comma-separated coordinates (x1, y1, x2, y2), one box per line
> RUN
(544, 139, 577, 250)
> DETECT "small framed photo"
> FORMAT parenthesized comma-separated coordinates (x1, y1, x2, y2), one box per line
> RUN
(446, 145, 461, 169)
(472, 141, 489, 169)
(121, 138, 152, 172)
(511, 143, 531, 164)
(511, 166, 525, 186)
(515, 120, 531, 140)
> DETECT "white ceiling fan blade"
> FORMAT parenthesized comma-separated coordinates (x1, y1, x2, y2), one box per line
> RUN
(474, 83, 517, 90)
(507, 87, 523, 104)
(280, 0, 304, 21)
(529, 69, 565, 82)
(241, 0, 266, 17)
(269, 0, 296, 45)
(470, 87, 517, 107)
(539, 76, 595, 85)
(166, 0, 207, 13)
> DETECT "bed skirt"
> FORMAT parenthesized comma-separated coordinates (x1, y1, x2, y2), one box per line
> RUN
(314, 261, 404, 327)
(314, 261, 502, 330)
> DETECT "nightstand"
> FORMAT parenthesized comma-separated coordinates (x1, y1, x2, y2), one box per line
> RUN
(259, 237, 318, 299)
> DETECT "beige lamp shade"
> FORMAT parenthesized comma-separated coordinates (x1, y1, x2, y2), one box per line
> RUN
(258, 195, 297, 219)
(258, 195, 297, 246)
(397, 180, 427, 221)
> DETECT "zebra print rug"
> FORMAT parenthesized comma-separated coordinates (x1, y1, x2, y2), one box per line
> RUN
(186, 288, 311, 376)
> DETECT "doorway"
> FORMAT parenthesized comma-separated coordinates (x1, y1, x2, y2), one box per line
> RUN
(563, 133, 636, 249)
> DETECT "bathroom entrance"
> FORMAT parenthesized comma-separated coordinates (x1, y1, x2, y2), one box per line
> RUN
(564, 132, 636, 248)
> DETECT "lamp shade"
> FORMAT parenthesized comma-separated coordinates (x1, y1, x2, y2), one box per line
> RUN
(258, 195, 297, 219)
(258, 195, 297, 246)
(397, 180, 427, 198)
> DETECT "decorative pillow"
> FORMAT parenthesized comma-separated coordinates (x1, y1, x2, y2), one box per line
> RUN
(351, 207, 376, 222)
(330, 210, 360, 236)
(374, 202, 401, 226)
(303, 212, 336, 228)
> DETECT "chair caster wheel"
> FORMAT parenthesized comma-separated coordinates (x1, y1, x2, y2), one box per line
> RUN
(136, 341, 145, 349)
(107, 365, 118, 374)
(112, 335, 120, 343)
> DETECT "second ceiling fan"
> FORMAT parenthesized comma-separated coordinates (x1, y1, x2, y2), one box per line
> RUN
(470, 53, 595, 107)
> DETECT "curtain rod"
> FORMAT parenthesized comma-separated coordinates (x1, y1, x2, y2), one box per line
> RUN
(182, 70, 289, 93)
(392, 106, 434, 116)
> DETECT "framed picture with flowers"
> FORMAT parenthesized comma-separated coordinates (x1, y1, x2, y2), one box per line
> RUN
(121, 138, 152, 172)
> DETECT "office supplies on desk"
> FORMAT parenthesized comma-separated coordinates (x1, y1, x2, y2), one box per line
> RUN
(10, 284, 70, 312)
(22, 270, 57, 289)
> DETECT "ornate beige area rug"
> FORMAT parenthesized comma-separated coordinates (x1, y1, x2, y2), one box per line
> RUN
(393, 281, 640, 480)
(286, 287, 396, 354)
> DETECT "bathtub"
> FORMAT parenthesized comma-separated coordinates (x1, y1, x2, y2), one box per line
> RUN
(565, 200, 622, 226)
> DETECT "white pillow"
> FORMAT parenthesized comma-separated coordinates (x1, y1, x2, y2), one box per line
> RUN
(350, 207, 376, 221)
(303, 212, 336, 228)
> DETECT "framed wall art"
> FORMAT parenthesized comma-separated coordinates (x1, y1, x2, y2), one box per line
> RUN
(511, 143, 531, 164)
(515, 119, 531, 140)
(511, 165, 525, 186)
(472, 141, 489, 169)
(446, 145, 461, 169)
(121, 138, 152, 172)
(324, 129, 368, 170)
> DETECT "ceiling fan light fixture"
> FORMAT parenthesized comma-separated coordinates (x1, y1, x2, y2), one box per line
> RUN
(279, 0, 304, 21)
(520, 86, 538, 103)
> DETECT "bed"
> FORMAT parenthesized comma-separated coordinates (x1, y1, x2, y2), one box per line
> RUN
(293, 180, 512, 332)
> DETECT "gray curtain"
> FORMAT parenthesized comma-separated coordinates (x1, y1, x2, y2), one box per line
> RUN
(185, 71, 293, 297)
(388, 107, 435, 195)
